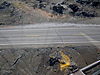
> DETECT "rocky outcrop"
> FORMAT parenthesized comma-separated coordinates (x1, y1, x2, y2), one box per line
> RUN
(0, 1, 10, 9)
(50, 1, 67, 14)
(68, 4, 79, 13)
(75, 11, 95, 17)
(52, 5, 64, 14)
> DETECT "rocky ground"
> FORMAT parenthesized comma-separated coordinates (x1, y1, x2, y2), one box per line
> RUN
(0, 0, 100, 25)
(0, 45, 100, 75)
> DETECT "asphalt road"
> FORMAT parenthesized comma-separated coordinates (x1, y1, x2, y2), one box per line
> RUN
(0, 26, 100, 46)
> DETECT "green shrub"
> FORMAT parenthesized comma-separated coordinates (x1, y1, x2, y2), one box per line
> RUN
(22, 10, 25, 13)
(57, 46, 59, 48)
(22, 5, 25, 8)
(14, 3, 19, 9)
(66, 45, 72, 47)
(19, 2, 22, 4)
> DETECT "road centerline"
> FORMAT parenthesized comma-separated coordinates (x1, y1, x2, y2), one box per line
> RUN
(73, 34, 86, 35)
(26, 35, 39, 37)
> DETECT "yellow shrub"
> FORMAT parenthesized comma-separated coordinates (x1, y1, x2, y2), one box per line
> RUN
(48, 13, 53, 17)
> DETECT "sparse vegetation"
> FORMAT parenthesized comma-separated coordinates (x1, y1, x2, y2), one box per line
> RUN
(50, 47, 53, 50)
(0, 0, 100, 25)
(22, 10, 25, 13)
(19, 2, 22, 4)
(22, 5, 25, 8)
(14, 2, 26, 13)
(48, 13, 53, 17)
(14, 3, 19, 9)
(0, 46, 99, 75)
(57, 46, 60, 48)
(66, 45, 72, 47)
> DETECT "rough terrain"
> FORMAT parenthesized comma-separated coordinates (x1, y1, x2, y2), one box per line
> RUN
(0, 0, 100, 25)
(0, 45, 100, 75)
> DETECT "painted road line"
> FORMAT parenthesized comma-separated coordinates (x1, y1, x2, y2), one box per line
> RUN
(0, 41, 100, 45)
(73, 34, 86, 35)
(26, 35, 39, 37)
(81, 33, 100, 46)
(81, 33, 95, 42)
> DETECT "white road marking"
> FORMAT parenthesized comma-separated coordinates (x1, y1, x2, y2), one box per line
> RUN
(81, 33, 96, 42)
(0, 28, 100, 32)
(81, 33, 100, 46)
(0, 41, 100, 45)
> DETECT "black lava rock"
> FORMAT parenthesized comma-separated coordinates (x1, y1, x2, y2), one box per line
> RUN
(0, 1, 11, 9)
(53, 5, 64, 14)
(68, 4, 79, 13)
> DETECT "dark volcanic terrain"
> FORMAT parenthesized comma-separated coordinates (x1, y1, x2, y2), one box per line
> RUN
(0, 0, 100, 25)
(0, 45, 100, 75)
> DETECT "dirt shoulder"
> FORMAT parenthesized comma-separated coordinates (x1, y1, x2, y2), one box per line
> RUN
(0, 45, 100, 75)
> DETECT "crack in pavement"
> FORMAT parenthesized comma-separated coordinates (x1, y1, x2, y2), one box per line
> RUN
(54, 28, 63, 43)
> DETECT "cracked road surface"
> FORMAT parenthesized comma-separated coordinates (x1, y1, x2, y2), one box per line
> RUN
(0, 26, 100, 46)
(0, 25, 100, 75)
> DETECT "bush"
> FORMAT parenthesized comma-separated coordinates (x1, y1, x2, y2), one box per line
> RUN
(14, 3, 19, 9)
(22, 10, 25, 13)
(19, 2, 22, 4)
(22, 5, 25, 8)
(48, 13, 53, 17)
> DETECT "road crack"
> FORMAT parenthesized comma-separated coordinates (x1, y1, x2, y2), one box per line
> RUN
(54, 28, 63, 43)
